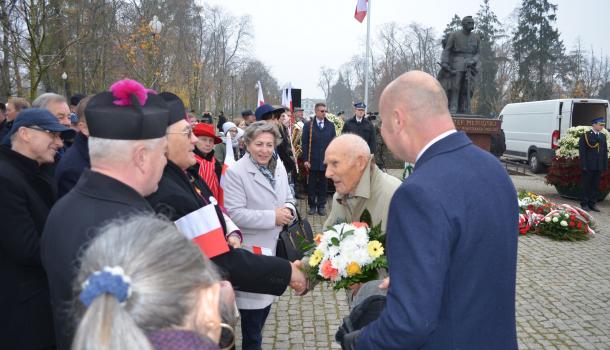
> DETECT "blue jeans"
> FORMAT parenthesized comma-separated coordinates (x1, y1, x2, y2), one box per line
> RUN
(239, 305, 271, 350)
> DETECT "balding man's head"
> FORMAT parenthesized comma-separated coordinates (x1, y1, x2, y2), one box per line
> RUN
(379, 71, 455, 162)
(325, 134, 371, 195)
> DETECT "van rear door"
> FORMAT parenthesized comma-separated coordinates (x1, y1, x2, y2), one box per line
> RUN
(571, 100, 608, 127)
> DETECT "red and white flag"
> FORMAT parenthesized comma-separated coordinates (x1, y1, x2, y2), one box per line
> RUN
(257, 81, 265, 106)
(245, 245, 273, 256)
(175, 204, 230, 258)
(354, 0, 367, 23)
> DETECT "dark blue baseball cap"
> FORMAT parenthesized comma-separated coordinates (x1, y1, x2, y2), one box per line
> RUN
(9, 108, 76, 140)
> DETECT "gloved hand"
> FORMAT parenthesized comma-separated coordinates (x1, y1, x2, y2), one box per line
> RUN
(341, 329, 362, 350)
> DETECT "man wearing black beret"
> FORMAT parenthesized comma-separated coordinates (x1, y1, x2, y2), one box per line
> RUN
(41, 79, 172, 350)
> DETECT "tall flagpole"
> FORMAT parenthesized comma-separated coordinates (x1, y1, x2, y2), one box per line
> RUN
(363, 0, 371, 113)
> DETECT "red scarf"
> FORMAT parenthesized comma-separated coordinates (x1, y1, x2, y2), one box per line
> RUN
(194, 154, 223, 206)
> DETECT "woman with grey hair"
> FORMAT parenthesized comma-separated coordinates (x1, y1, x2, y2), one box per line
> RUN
(71, 215, 230, 350)
(222, 121, 296, 350)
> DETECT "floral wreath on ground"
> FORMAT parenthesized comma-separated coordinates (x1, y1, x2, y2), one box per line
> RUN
(518, 191, 595, 241)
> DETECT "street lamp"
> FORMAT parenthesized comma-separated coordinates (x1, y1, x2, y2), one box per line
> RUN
(61, 72, 68, 97)
(148, 16, 163, 90)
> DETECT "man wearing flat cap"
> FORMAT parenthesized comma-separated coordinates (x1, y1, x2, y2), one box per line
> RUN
(41, 79, 171, 350)
(342, 102, 377, 154)
(0, 109, 75, 349)
(579, 117, 608, 212)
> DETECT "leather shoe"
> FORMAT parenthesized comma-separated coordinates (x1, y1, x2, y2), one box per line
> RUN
(581, 204, 589, 211)
(318, 207, 326, 216)
(308, 207, 316, 216)
(589, 204, 601, 212)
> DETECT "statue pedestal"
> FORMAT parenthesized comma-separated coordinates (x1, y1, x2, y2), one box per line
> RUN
(452, 114, 501, 152)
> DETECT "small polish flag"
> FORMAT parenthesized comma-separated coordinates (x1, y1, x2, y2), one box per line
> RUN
(246, 245, 273, 256)
(354, 0, 367, 23)
(257, 81, 265, 106)
(175, 204, 230, 258)
(220, 131, 237, 177)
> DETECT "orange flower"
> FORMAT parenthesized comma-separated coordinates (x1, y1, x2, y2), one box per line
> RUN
(352, 222, 369, 229)
(320, 260, 338, 281)
(314, 233, 323, 245)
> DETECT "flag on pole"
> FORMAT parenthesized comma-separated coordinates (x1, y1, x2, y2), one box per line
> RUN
(175, 204, 230, 259)
(281, 83, 292, 113)
(223, 132, 236, 171)
(354, 0, 367, 23)
(257, 81, 265, 106)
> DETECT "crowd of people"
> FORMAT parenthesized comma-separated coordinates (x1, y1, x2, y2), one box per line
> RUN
(0, 71, 523, 350)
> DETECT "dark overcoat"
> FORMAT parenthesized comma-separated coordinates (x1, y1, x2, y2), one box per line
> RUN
(300, 117, 336, 171)
(146, 161, 291, 295)
(357, 132, 519, 349)
(54, 132, 90, 197)
(0, 146, 56, 349)
(579, 130, 608, 171)
(41, 169, 153, 350)
(342, 116, 377, 153)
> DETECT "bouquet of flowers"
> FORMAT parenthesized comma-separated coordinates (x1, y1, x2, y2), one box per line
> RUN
(303, 221, 387, 290)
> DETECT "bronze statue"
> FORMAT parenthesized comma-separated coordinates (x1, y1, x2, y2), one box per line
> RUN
(438, 16, 480, 114)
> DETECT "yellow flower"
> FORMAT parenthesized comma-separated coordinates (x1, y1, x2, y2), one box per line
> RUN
(368, 240, 384, 258)
(309, 249, 324, 267)
(346, 261, 361, 276)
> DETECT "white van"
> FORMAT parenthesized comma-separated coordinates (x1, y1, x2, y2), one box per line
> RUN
(500, 98, 609, 173)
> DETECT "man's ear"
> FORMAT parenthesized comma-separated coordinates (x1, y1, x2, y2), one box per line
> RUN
(132, 144, 147, 174)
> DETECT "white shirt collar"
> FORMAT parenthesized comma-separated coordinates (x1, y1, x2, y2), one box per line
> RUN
(416, 129, 457, 162)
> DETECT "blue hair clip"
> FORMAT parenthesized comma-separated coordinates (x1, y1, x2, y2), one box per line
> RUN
(79, 266, 132, 307)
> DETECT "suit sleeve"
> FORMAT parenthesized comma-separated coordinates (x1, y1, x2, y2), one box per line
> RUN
(369, 123, 377, 154)
(211, 247, 291, 295)
(0, 182, 42, 266)
(357, 183, 452, 349)
(55, 167, 81, 198)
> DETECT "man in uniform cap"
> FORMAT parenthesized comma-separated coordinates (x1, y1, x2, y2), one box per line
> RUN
(41, 79, 171, 350)
(579, 117, 608, 212)
(0, 109, 74, 349)
(342, 102, 377, 154)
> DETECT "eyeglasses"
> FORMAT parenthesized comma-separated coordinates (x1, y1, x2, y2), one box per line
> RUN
(167, 128, 193, 138)
(26, 126, 62, 140)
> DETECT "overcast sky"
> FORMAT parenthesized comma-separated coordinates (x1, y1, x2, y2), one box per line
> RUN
(199, 0, 610, 99)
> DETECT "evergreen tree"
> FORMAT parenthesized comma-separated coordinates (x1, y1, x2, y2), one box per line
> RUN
(511, 0, 565, 101)
(327, 73, 353, 116)
(475, 0, 501, 116)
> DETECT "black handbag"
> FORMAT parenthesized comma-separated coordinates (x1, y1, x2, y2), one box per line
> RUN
(276, 209, 314, 261)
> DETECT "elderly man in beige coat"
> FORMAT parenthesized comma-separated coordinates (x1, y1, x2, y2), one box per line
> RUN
(324, 134, 402, 232)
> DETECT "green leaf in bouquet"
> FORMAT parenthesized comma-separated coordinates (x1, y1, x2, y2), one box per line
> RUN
(331, 237, 340, 246)
(340, 229, 355, 240)
(369, 222, 385, 244)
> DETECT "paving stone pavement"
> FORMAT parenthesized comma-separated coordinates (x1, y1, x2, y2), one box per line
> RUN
(235, 171, 610, 349)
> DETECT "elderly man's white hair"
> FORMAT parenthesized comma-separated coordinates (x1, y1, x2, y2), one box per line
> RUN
(89, 137, 164, 164)
(331, 133, 371, 160)
(32, 93, 67, 109)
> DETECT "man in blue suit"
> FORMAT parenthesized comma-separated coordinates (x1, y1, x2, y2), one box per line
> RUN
(345, 71, 519, 349)
(301, 102, 336, 216)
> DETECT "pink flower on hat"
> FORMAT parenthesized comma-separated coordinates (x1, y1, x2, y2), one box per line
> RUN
(109, 79, 148, 106)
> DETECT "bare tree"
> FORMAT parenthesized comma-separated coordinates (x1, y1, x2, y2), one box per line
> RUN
(318, 66, 335, 101)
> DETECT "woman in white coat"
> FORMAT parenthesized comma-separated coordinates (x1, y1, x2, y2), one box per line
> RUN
(222, 121, 296, 350)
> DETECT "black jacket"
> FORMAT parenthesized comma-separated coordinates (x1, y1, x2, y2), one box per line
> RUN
(579, 130, 608, 172)
(277, 125, 296, 174)
(342, 116, 377, 153)
(54, 132, 90, 197)
(0, 146, 56, 349)
(301, 118, 337, 171)
(41, 169, 153, 350)
(146, 161, 291, 295)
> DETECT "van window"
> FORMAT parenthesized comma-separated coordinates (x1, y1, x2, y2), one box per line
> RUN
(571, 103, 607, 127)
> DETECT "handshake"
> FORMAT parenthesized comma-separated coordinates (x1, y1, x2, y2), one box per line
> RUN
(288, 259, 314, 295)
